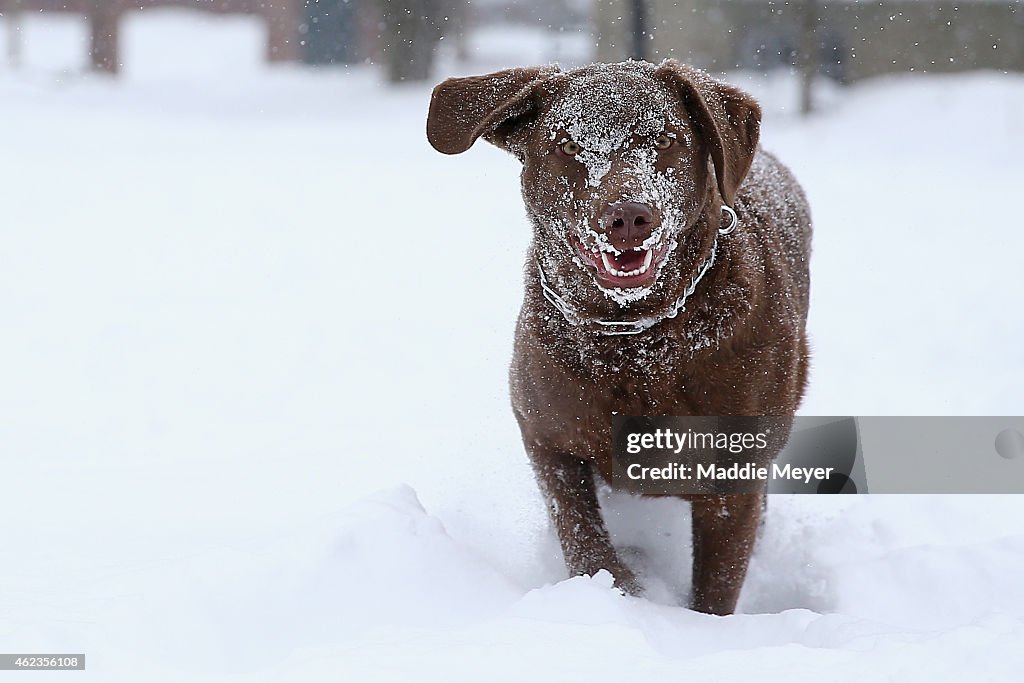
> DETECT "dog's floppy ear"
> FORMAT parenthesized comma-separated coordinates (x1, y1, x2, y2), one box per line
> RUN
(656, 60, 761, 207)
(427, 66, 559, 155)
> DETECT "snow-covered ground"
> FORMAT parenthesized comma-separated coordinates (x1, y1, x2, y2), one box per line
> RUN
(1, 9, 1023, 682)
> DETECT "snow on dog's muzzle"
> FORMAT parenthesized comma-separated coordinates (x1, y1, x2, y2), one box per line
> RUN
(568, 200, 671, 288)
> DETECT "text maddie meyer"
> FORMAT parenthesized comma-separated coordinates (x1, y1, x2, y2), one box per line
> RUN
(626, 461, 836, 484)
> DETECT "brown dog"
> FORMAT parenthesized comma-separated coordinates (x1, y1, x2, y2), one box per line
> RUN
(426, 60, 811, 615)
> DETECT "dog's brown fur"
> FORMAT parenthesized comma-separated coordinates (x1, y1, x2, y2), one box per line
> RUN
(427, 60, 811, 615)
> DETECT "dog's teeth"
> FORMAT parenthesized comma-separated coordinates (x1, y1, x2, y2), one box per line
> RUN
(601, 249, 654, 278)
(601, 253, 615, 273)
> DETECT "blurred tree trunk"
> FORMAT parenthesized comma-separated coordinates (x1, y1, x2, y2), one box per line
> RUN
(547, 0, 570, 63)
(629, 0, 648, 61)
(265, 0, 301, 63)
(88, 0, 121, 75)
(379, 0, 443, 83)
(5, 6, 22, 69)
(798, 0, 819, 115)
(448, 0, 470, 64)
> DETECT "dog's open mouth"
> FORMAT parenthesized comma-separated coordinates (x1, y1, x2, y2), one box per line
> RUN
(571, 236, 670, 288)
(600, 249, 653, 278)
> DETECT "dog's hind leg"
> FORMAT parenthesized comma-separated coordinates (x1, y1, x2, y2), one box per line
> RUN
(690, 493, 764, 615)
(531, 450, 640, 595)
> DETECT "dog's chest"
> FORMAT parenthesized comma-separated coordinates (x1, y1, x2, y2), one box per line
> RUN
(544, 331, 699, 412)
(521, 332, 704, 477)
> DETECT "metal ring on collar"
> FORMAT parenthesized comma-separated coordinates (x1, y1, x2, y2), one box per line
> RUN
(719, 205, 738, 235)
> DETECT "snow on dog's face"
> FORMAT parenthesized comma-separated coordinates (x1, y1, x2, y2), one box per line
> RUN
(427, 60, 760, 311)
(524, 62, 705, 304)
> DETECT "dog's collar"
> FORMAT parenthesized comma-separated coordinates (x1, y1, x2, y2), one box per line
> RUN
(536, 206, 736, 337)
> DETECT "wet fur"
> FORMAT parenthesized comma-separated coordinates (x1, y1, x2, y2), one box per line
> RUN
(427, 60, 811, 615)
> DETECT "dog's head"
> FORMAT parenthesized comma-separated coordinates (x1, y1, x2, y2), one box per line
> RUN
(427, 60, 760, 313)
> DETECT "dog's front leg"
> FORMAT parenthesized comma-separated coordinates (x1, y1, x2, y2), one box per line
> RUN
(531, 449, 640, 594)
(690, 493, 764, 615)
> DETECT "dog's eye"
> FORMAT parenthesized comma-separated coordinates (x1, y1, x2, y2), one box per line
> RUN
(655, 134, 674, 151)
(560, 140, 583, 156)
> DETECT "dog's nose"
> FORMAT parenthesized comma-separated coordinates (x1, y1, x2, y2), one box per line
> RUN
(600, 201, 655, 245)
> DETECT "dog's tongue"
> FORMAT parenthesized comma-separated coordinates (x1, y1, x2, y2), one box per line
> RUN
(610, 250, 646, 271)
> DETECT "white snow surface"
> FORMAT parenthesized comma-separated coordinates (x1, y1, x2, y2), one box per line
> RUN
(1, 10, 1024, 682)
